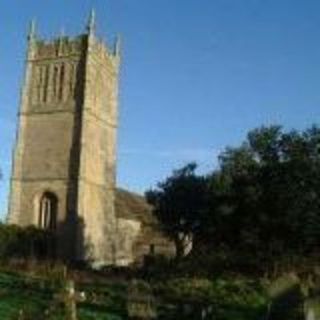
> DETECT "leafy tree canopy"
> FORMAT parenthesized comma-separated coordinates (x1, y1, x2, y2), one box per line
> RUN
(146, 163, 208, 259)
(147, 125, 320, 269)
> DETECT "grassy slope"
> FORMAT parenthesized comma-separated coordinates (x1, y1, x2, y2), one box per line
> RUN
(0, 268, 272, 320)
(0, 271, 126, 320)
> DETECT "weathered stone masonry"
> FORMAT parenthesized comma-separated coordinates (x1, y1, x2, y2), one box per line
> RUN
(8, 12, 175, 267)
(8, 12, 120, 266)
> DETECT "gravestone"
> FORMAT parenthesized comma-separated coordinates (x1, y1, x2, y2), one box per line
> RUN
(176, 299, 213, 319)
(267, 273, 304, 319)
(127, 280, 157, 319)
(54, 279, 85, 320)
(304, 297, 320, 320)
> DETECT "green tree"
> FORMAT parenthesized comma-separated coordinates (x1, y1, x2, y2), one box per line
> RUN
(146, 163, 208, 259)
(147, 125, 320, 271)
(207, 125, 320, 265)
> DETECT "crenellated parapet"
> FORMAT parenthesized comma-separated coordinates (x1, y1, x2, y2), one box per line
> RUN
(30, 35, 119, 64)
(88, 37, 120, 70)
(33, 36, 87, 60)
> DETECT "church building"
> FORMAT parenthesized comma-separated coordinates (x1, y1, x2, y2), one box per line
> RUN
(7, 11, 174, 267)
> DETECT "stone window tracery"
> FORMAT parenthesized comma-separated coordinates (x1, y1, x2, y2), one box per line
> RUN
(32, 60, 78, 105)
(38, 192, 58, 230)
(59, 64, 65, 101)
(43, 65, 50, 103)
(69, 63, 77, 99)
(53, 65, 59, 99)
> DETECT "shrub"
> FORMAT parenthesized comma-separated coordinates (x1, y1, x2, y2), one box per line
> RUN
(155, 277, 269, 320)
(0, 223, 54, 262)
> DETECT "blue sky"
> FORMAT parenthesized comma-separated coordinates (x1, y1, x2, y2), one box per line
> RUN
(1, 0, 320, 219)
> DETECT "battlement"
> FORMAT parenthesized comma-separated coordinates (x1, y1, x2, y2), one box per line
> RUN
(90, 38, 117, 62)
(27, 11, 120, 65)
(32, 35, 87, 60)
(30, 35, 118, 62)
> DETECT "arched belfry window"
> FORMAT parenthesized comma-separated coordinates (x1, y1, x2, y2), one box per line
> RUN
(38, 192, 58, 230)
(59, 64, 65, 101)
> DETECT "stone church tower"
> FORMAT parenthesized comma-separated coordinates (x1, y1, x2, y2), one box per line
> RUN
(8, 11, 120, 266)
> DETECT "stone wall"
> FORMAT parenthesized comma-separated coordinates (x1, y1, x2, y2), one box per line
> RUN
(115, 189, 175, 266)
(76, 33, 119, 265)
(8, 20, 120, 266)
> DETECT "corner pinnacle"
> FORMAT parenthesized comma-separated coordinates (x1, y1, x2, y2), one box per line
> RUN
(28, 19, 36, 41)
(87, 9, 96, 35)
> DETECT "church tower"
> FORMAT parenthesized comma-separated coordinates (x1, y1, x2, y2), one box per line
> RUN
(8, 11, 120, 266)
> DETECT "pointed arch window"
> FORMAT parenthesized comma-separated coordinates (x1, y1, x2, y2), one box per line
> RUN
(68, 63, 78, 100)
(43, 65, 50, 103)
(59, 64, 65, 101)
(53, 65, 59, 98)
(38, 192, 58, 230)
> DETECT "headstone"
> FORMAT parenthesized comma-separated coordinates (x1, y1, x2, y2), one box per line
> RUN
(54, 279, 86, 320)
(127, 280, 157, 319)
(178, 301, 213, 319)
(306, 309, 316, 320)
(18, 310, 25, 320)
(267, 274, 304, 319)
(304, 297, 320, 320)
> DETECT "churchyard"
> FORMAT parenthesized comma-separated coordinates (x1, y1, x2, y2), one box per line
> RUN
(0, 261, 270, 320)
(1, 259, 319, 319)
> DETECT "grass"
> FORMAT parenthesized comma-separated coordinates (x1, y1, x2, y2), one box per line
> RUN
(0, 272, 50, 319)
(0, 267, 296, 320)
(0, 271, 127, 319)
